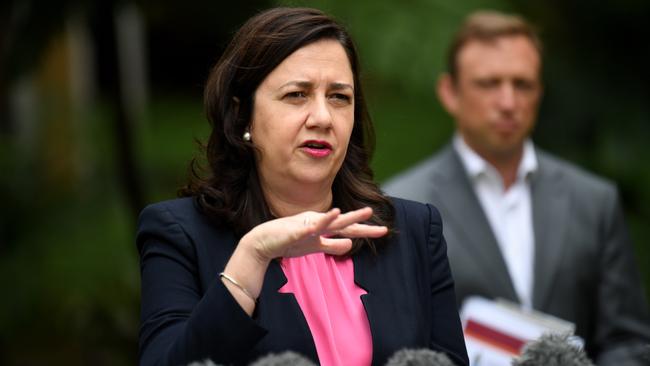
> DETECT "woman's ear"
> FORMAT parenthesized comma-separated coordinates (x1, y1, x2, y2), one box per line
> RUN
(233, 97, 253, 142)
(232, 96, 240, 115)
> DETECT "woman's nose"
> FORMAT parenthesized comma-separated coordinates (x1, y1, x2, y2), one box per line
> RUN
(305, 96, 333, 129)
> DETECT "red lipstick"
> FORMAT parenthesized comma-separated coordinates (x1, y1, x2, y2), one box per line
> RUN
(300, 140, 333, 158)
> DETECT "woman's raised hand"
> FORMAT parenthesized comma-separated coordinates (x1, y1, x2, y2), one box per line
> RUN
(243, 207, 388, 262)
(222, 207, 387, 314)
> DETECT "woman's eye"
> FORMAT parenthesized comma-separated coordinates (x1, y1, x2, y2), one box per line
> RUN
(330, 93, 351, 104)
(285, 91, 307, 99)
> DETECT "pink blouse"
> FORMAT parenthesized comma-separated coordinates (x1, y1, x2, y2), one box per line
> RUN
(279, 253, 372, 365)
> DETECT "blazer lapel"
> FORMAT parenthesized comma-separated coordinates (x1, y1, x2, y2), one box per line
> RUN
(353, 248, 388, 365)
(432, 147, 518, 301)
(530, 152, 570, 310)
(258, 260, 320, 360)
(355, 245, 435, 365)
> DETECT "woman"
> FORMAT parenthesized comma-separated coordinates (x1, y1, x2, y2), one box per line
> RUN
(137, 7, 468, 366)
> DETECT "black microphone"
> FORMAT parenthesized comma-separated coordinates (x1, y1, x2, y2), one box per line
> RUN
(249, 351, 317, 366)
(385, 348, 455, 366)
(511, 333, 594, 366)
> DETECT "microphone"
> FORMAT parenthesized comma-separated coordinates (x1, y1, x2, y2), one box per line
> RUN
(385, 348, 455, 366)
(511, 333, 594, 366)
(187, 359, 219, 366)
(249, 351, 317, 366)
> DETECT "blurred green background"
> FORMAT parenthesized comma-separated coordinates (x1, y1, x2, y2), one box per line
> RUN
(1, 0, 648, 364)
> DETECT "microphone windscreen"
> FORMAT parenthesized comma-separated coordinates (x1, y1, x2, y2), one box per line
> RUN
(511, 333, 594, 366)
(187, 359, 219, 366)
(385, 348, 455, 366)
(249, 351, 317, 366)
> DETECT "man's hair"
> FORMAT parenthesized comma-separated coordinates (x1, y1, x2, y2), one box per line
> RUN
(447, 10, 542, 80)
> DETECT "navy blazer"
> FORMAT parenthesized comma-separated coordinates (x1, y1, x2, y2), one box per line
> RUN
(136, 197, 469, 366)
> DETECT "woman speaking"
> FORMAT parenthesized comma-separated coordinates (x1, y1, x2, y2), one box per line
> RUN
(136, 7, 468, 366)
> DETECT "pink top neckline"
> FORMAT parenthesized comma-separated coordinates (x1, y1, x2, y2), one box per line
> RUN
(279, 253, 372, 365)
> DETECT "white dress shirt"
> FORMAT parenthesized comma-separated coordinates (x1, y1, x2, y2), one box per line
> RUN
(454, 134, 538, 308)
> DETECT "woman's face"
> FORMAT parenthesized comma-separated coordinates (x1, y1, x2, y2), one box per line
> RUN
(250, 39, 355, 194)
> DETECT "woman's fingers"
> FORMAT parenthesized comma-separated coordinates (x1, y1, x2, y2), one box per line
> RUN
(336, 223, 388, 238)
(319, 237, 353, 256)
(253, 206, 386, 259)
(298, 207, 389, 241)
(330, 207, 374, 230)
(319, 207, 388, 239)
(301, 208, 340, 237)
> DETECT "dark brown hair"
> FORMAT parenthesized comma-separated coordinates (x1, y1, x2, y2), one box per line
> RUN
(180, 7, 394, 254)
(447, 10, 542, 80)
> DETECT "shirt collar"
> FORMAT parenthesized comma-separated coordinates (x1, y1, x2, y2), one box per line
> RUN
(453, 133, 538, 181)
(519, 139, 538, 180)
(453, 133, 487, 179)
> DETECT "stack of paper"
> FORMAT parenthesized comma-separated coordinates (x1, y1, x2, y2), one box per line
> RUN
(459, 296, 581, 366)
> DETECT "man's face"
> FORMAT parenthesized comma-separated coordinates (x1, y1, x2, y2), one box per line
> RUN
(440, 35, 542, 161)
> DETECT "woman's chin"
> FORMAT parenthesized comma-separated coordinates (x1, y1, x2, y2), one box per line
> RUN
(291, 170, 337, 188)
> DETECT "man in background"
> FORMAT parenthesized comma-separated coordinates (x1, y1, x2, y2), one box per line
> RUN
(383, 10, 650, 364)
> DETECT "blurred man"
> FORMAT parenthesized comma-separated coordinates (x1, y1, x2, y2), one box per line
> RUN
(383, 10, 650, 365)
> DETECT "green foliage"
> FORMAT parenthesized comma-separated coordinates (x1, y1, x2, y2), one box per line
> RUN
(0, 96, 207, 365)
(139, 97, 209, 202)
(0, 101, 138, 365)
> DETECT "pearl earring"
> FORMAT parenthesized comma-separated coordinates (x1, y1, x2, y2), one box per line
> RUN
(243, 131, 251, 141)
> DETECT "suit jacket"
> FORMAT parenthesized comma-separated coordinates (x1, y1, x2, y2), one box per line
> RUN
(383, 144, 650, 365)
(136, 196, 469, 366)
